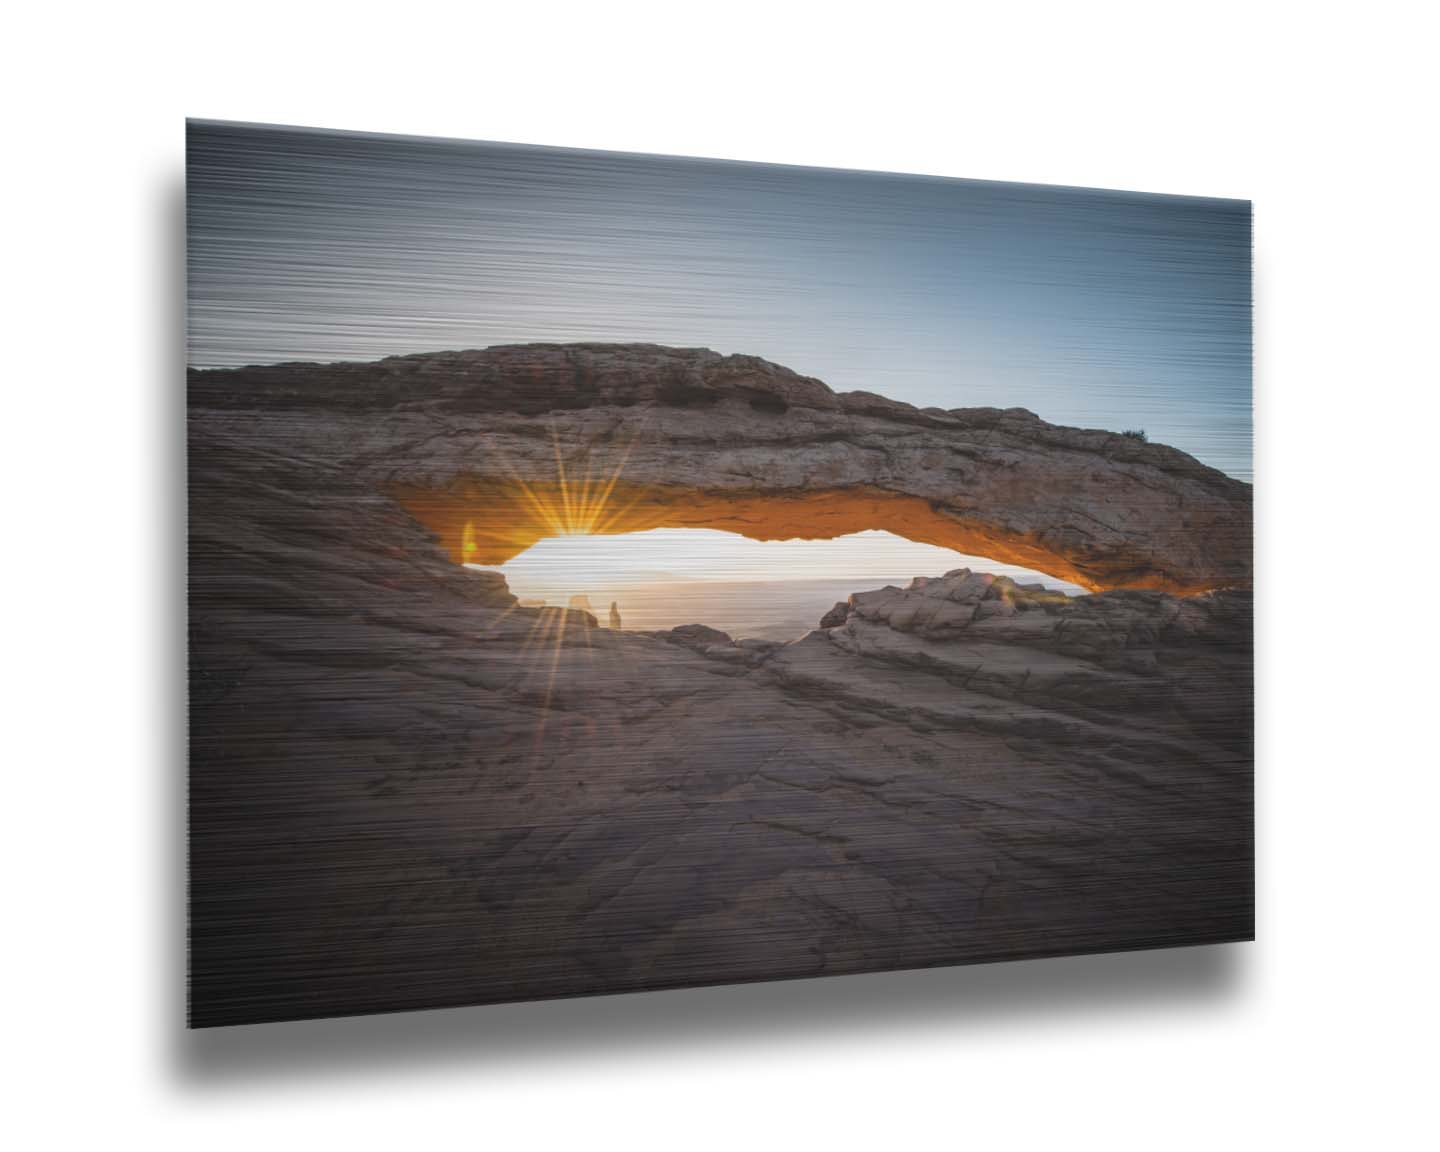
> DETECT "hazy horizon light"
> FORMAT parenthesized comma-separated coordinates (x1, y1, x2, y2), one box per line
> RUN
(474, 528, 1087, 600)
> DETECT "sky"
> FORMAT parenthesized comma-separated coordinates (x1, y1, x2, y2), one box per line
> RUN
(187, 120, 1252, 481)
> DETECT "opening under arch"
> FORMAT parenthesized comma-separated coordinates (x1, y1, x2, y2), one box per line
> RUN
(395, 479, 1095, 640)
(474, 526, 1083, 639)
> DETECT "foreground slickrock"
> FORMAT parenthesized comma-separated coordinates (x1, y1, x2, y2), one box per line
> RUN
(188, 345, 1252, 1026)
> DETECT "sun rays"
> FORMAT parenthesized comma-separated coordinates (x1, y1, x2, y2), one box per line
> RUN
(457, 418, 654, 565)
(459, 418, 656, 762)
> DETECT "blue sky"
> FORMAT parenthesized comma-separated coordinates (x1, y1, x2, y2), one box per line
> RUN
(188, 121, 1251, 480)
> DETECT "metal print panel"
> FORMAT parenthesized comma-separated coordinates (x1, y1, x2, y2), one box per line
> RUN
(186, 121, 1253, 1027)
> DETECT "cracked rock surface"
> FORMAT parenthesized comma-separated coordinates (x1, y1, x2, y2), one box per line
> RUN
(188, 346, 1252, 1026)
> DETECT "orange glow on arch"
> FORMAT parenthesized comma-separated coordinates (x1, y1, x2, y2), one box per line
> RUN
(394, 476, 1131, 594)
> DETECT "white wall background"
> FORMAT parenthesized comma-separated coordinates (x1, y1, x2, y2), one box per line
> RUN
(5, 2, 1436, 1147)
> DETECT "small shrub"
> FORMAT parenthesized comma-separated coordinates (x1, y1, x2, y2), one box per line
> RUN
(1120, 428, 1148, 441)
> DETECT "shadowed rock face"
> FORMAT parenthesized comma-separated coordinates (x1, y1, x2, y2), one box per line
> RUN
(188, 345, 1253, 1027)
(192, 343, 1251, 594)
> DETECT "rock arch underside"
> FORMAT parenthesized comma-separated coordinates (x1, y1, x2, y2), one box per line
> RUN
(188, 344, 1253, 1026)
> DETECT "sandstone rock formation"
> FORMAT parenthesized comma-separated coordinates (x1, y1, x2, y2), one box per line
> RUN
(187, 345, 1252, 1026)
(192, 343, 1251, 594)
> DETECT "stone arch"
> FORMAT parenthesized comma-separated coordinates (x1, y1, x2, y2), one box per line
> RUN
(193, 343, 1252, 595)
